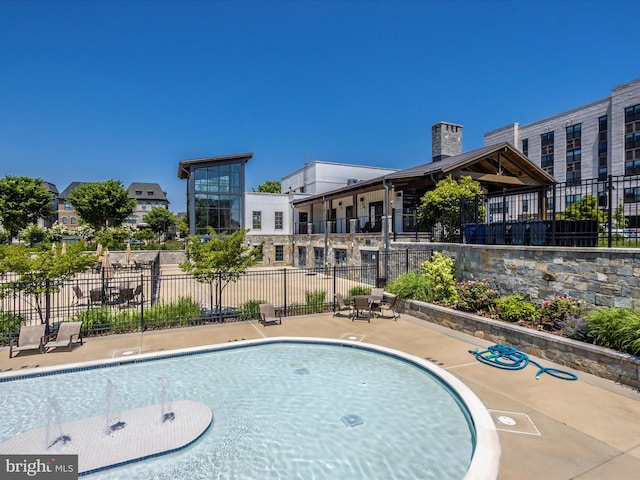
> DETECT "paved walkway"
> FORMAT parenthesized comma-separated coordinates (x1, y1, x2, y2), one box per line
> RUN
(2, 312, 640, 479)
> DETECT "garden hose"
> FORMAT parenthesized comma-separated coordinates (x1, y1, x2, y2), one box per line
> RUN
(468, 344, 578, 381)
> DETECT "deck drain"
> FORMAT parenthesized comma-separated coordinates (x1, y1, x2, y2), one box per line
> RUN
(341, 414, 364, 428)
(294, 368, 310, 375)
(498, 416, 517, 426)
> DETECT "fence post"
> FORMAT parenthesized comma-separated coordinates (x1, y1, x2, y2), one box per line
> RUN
(282, 268, 287, 316)
(45, 279, 51, 335)
(333, 265, 337, 312)
(140, 273, 145, 332)
(607, 175, 613, 248)
(551, 183, 557, 245)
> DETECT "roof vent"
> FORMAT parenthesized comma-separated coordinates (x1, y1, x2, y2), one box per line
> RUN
(347, 178, 359, 185)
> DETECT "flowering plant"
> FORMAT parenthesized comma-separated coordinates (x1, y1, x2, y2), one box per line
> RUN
(537, 294, 585, 330)
(455, 278, 499, 314)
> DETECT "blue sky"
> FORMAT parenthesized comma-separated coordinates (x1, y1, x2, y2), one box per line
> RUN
(1, 1, 639, 212)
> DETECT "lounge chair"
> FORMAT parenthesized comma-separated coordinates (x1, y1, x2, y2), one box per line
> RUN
(350, 295, 372, 322)
(44, 322, 83, 353)
(72, 285, 86, 305)
(333, 293, 351, 317)
(259, 303, 282, 326)
(380, 293, 400, 320)
(9, 324, 46, 358)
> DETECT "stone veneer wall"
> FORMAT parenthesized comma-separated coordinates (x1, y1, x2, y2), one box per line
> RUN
(392, 242, 640, 310)
(400, 299, 640, 389)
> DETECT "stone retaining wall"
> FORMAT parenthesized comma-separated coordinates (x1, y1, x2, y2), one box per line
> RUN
(399, 298, 640, 389)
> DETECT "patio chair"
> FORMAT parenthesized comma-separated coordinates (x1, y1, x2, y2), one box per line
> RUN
(379, 293, 400, 320)
(90, 288, 105, 304)
(131, 284, 143, 304)
(9, 324, 46, 358)
(333, 293, 351, 317)
(72, 285, 87, 305)
(350, 295, 372, 323)
(116, 287, 134, 305)
(259, 303, 282, 326)
(370, 288, 384, 300)
(44, 322, 83, 353)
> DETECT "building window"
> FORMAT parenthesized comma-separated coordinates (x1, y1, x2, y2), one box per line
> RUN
(64, 202, 73, 211)
(566, 124, 581, 184)
(598, 115, 608, 180)
(252, 211, 262, 229)
(522, 199, 529, 213)
(275, 245, 284, 262)
(541, 131, 554, 175)
(62, 217, 67, 224)
(566, 194, 582, 208)
(624, 187, 640, 203)
(70, 217, 76, 225)
(521, 138, 528, 157)
(274, 211, 283, 230)
(147, 191, 154, 196)
(135, 190, 142, 195)
(334, 249, 347, 267)
(625, 104, 640, 176)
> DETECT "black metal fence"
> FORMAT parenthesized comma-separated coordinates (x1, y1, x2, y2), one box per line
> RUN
(1, 249, 432, 345)
(440, 174, 640, 247)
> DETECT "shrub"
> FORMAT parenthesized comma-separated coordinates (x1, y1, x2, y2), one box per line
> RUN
(305, 290, 326, 313)
(347, 286, 371, 300)
(422, 252, 457, 305)
(74, 306, 112, 335)
(557, 316, 593, 342)
(0, 311, 24, 345)
(455, 279, 498, 314)
(386, 272, 433, 303)
(585, 307, 640, 355)
(239, 299, 267, 320)
(495, 295, 536, 323)
(537, 294, 585, 330)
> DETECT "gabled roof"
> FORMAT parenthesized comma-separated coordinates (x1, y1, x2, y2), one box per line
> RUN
(59, 181, 85, 199)
(178, 152, 253, 179)
(292, 142, 554, 206)
(127, 182, 168, 202)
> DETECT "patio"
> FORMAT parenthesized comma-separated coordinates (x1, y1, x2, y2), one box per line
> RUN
(1, 312, 640, 479)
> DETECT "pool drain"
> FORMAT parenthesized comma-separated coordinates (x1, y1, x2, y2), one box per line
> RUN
(341, 414, 364, 428)
(497, 416, 517, 426)
(293, 367, 310, 375)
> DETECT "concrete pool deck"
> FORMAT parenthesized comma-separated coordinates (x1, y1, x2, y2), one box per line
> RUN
(2, 312, 640, 480)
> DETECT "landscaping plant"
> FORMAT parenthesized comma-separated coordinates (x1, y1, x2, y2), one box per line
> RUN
(455, 278, 498, 315)
(386, 272, 433, 303)
(422, 252, 457, 305)
(536, 294, 585, 331)
(584, 307, 640, 355)
(495, 295, 537, 324)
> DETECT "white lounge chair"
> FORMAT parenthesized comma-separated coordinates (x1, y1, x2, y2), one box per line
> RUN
(9, 324, 46, 358)
(44, 322, 83, 353)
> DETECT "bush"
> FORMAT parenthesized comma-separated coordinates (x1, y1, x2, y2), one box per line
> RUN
(537, 294, 585, 330)
(557, 316, 593, 342)
(305, 290, 326, 313)
(347, 286, 371, 300)
(0, 311, 25, 345)
(455, 279, 498, 314)
(74, 306, 112, 335)
(239, 299, 266, 320)
(496, 295, 536, 323)
(422, 252, 457, 305)
(386, 272, 433, 303)
(585, 307, 640, 355)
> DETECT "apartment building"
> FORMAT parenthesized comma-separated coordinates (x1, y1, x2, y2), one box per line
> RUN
(126, 182, 170, 227)
(484, 78, 640, 226)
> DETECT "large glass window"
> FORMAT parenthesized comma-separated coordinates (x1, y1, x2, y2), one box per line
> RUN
(275, 211, 283, 230)
(566, 124, 582, 184)
(192, 161, 244, 234)
(624, 105, 640, 176)
(541, 131, 554, 175)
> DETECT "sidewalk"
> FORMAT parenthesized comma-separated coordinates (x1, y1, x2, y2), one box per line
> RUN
(2, 312, 640, 479)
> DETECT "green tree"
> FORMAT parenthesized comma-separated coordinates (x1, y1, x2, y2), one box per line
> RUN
(0, 176, 54, 242)
(179, 228, 263, 317)
(612, 201, 628, 229)
(253, 180, 281, 193)
(416, 176, 484, 241)
(144, 207, 177, 240)
(0, 242, 96, 330)
(69, 180, 136, 230)
(559, 195, 606, 222)
(177, 216, 190, 238)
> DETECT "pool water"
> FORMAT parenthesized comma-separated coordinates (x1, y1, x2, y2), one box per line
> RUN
(0, 341, 477, 479)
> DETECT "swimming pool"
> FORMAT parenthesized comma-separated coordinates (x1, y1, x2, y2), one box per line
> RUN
(0, 338, 500, 479)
